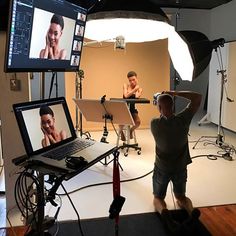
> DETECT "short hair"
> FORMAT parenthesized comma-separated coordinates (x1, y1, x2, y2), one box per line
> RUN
(51, 14, 64, 30)
(39, 106, 54, 117)
(127, 71, 137, 78)
(157, 94, 174, 108)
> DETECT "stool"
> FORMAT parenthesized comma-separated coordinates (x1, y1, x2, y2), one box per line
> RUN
(117, 125, 141, 156)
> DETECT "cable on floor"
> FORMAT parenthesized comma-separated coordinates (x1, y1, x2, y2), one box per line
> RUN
(57, 169, 154, 196)
(57, 145, 234, 197)
(61, 183, 85, 236)
(190, 137, 236, 160)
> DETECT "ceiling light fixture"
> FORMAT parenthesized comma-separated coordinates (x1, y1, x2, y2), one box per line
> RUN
(84, 0, 199, 81)
(85, 0, 170, 43)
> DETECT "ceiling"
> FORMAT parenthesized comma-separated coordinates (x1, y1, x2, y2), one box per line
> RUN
(84, 0, 233, 10)
(0, 0, 233, 31)
(148, 0, 233, 10)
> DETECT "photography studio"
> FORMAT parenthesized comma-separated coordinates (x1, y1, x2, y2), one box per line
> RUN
(0, 0, 236, 235)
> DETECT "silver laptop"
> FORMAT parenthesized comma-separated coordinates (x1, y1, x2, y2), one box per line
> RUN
(13, 97, 117, 172)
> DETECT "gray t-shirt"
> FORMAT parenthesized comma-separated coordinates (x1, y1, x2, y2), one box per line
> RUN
(150, 106, 194, 173)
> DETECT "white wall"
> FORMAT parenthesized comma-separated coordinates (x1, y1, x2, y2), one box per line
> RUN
(206, 0, 236, 131)
(211, 0, 236, 41)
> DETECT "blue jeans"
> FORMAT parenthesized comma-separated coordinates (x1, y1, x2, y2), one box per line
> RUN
(152, 166, 187, 199)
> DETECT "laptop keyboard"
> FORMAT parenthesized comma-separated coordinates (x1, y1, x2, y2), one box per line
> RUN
(43, 139, 94, 160)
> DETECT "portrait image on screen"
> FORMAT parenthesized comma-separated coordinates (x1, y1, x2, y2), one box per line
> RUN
(22, 103, 72, 151)
(29, 8, 75, 60)
(73, 40, 82, 52)
(70, 55, 80, 66)
(4, 0, 87, 72)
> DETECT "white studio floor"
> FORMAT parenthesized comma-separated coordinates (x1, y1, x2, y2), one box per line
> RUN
(44, 112, 236, 222)
(2, 111, 236, 227)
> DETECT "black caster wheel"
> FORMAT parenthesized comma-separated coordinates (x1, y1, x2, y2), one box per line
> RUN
(137, 150, 141, 155)
(124, 152, 128, 157)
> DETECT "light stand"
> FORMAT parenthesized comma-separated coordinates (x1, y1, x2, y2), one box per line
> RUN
(216, 69, 226, 145)
(75, 69, 90, 139)
(192, 45, 229, 150)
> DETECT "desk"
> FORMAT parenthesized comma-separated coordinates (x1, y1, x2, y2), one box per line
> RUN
(13, 148, 121, 236)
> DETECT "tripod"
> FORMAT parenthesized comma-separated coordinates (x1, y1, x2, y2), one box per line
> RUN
(75, 69, 90, 139)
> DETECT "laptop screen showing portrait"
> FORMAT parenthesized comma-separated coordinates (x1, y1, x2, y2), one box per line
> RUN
(13, 97, 77, 156)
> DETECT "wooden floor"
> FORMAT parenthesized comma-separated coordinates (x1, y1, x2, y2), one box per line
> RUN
(200, 204, 236, 236)
(0, 204, 236, 236)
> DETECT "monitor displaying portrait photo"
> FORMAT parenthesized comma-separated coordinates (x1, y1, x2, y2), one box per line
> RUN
(4, 0, 87, 72)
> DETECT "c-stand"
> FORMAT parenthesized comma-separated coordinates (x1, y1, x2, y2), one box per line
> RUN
(193, 45, 233, 154)
(193, 69, 225, 149)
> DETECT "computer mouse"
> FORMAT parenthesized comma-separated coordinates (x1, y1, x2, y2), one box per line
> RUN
(65, 156, 88, 169)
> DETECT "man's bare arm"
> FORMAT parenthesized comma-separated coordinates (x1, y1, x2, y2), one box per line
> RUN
(165, 90, 202, 114)
(123, 84, 140, 98)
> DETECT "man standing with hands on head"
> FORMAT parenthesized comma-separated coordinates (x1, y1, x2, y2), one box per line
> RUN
(151, 90, 202, 232)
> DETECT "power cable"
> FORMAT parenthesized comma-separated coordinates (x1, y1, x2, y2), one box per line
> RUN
(14, 168, 46, 235)
(57, 169, 154, 196)
(60, 183, 85, 236)
(56, 142, 235, 197)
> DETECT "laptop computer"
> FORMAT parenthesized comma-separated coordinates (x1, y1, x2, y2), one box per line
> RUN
(13, 97, 117, 172)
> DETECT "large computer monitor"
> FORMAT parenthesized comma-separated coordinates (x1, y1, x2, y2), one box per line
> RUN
(4, 0, 87, 72)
